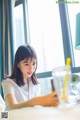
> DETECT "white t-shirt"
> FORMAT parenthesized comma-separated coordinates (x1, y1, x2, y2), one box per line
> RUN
(0, 94, 5, 111)
(2, 78, 41, 110)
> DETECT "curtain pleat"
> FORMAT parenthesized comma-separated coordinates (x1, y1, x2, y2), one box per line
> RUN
(0, 0, 15, 94)
(0, 0, 2, 93)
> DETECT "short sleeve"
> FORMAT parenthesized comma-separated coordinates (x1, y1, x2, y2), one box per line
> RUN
(2, 81, 15, 99)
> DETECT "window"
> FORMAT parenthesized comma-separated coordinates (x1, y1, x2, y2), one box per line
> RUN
(27, 0, 65, 73)
(67, 0, 80, 67)
(13, 3, 25, 54)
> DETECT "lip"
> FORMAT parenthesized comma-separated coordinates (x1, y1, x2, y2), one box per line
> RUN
(27, 72, 32, 75)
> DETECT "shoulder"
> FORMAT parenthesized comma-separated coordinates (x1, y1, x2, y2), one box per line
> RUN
(2, 78, 18, 88)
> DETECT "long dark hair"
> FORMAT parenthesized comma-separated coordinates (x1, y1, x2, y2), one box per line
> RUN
(8, 45, 39, 86)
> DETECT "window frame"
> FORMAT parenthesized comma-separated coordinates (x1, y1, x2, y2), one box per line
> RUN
(59, 0, 80, 74)
(14, 0, 80, 79)
(15, 0, 28, 44)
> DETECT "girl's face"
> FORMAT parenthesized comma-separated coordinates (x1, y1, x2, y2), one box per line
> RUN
(18, 58, 37, 79)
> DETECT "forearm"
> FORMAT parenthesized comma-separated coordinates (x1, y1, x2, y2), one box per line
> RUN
(9, 96, 45, 110)
(6, 92, 59, 110)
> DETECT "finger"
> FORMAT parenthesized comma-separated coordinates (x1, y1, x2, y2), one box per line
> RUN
(52, 97, 59, 102)
(54, 94, 57, 97)
(51, 101, 59, 106)
(53, 100, 59, 104)
(51, 91, 57, 96)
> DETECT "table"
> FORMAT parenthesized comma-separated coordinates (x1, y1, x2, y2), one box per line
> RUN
(9, 105, 80, 120)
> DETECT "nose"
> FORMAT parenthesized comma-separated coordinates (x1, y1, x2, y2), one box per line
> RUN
(28, 65, 33, 71)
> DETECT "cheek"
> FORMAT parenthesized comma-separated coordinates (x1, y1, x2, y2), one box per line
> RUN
(20, 68, 27, 75)
(19, 65, 26, 72)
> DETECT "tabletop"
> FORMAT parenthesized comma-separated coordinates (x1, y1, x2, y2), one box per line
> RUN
(8, 105, 80, 120)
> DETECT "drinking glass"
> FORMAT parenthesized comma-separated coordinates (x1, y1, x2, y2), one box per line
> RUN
(52, 66, 72, 109)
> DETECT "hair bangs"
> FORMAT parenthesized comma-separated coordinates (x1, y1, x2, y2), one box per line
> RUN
(15, 45, 37, 64)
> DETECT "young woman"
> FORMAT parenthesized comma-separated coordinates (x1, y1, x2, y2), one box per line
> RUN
(2, 45, 59, 110)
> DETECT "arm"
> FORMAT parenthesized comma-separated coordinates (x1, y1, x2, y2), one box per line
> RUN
(5, 91, 59, 110)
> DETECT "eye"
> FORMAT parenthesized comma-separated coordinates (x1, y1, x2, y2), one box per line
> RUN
(33, 62, 36, 65)
(25, 63, 29, 65)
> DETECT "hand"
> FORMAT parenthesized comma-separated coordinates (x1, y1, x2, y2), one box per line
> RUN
(43, 91, 59, 106)
(29, 91, 59, 107)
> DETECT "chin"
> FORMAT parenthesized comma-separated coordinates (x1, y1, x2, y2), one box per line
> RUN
(27, 74, 32, 78)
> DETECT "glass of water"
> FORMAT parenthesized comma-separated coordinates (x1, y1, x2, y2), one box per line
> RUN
(52, 66, 72, 109)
